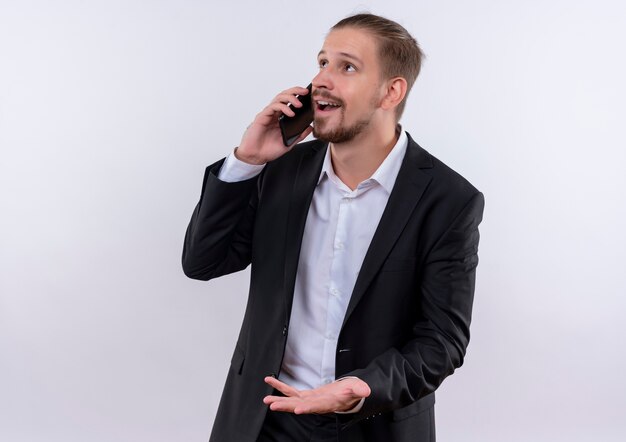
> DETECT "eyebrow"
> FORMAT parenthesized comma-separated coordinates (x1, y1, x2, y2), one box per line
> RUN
(317, 50, 363, 65)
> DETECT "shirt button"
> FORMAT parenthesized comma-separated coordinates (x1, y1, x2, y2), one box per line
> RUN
(330, 288, 339, 296)
(323, 378, 333, 384)
(335, 242, 344, 250)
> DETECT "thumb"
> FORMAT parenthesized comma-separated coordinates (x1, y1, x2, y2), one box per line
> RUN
(351, 381, 371, 398)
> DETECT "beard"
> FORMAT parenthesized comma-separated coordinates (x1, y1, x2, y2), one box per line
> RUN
(312, 92, 381, 144)
(312, 111, 371, 144)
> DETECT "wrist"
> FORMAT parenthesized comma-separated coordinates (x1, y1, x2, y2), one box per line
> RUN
(234, 147, 266, 165)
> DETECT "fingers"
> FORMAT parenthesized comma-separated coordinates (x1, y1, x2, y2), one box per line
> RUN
(262, 377, 301, 412)
(276, 86, 310, 104)
(263, 395, 323, 414)
(261, 377, 370, 415)
(261, 101, 296, 118)
(272, 395, 342, 415)
(264, 396, 299, 413)
(271, 86, 310, 113)
(264, 376, 300, 397)
(253, 86, 309, 123)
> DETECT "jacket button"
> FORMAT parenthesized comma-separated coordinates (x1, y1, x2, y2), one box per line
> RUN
(282, 325, 288, 336)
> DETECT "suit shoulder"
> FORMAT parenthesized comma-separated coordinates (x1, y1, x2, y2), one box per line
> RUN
(407, 140, 485, 233)
(409, 138, 481, 200)
(432, 154, 480, 195)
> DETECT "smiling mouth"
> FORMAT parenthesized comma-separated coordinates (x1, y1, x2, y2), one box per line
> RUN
(315, 100, 342, 112)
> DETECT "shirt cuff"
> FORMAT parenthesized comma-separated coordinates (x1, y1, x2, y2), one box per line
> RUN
(333, 377, 366, 414)
(217, 148, 266, 182)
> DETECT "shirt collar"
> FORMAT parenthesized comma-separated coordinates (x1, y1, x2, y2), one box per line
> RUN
(317, 127, 408, 195)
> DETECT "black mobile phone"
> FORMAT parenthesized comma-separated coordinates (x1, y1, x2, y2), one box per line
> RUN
(279, 84, 314, 146)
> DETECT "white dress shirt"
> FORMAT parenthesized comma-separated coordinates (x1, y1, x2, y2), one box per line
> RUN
(218, 130, 408, 407)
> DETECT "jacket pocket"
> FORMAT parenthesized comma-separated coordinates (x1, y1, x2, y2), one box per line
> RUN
(391, 393, 435, 422)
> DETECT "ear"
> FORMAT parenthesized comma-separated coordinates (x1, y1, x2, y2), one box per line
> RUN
(380, 77, 407, 112)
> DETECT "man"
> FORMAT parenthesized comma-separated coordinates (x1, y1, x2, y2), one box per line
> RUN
(183, 13, 484, 442)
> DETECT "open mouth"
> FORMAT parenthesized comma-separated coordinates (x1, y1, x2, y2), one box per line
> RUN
(315, 100, 342, 112)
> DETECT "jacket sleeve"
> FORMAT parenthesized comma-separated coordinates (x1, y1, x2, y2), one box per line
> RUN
(344, 191, 485, 421)
(181, 158, 262, 281)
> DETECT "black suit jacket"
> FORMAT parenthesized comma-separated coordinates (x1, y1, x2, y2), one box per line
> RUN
(182, 133, 484, 441)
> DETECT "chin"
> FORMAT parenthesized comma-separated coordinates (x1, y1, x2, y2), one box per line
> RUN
(313, 119, 369, 144)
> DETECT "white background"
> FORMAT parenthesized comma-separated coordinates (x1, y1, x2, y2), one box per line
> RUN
(1, 1, 625, 441)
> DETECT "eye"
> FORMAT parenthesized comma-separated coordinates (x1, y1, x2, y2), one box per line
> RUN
(344, 63, 356, 72)
(318, 59, 328, 69)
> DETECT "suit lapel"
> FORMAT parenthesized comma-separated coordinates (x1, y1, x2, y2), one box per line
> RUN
(282, 141, 328, 317)
(342, 135, 433, 328)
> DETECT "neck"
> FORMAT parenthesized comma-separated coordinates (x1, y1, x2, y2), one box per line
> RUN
(330, 123, 399, 190)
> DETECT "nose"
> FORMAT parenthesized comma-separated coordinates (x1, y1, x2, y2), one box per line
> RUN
(312, 68, 333, 93)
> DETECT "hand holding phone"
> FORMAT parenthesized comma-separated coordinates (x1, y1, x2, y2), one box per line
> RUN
(237, 85, 313, 165)
(279, 83, 314, 146)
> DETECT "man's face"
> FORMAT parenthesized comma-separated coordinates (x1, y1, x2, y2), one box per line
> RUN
(312, 27, 385, 144)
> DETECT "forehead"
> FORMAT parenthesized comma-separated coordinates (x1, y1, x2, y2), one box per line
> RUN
(319, 27, 379, 63)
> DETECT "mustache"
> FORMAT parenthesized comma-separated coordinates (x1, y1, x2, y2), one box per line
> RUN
(312, 90, 344, 106)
